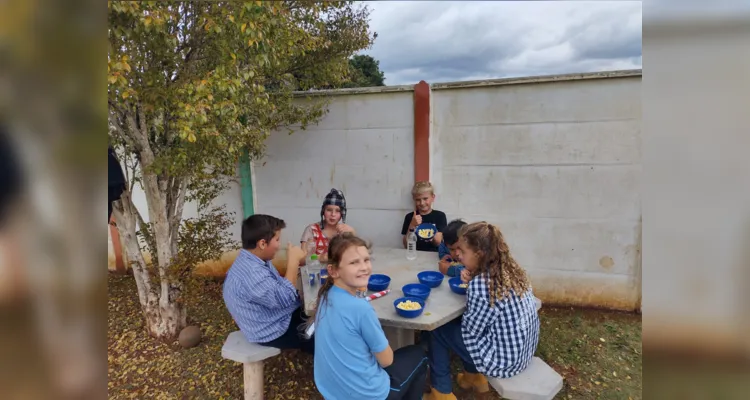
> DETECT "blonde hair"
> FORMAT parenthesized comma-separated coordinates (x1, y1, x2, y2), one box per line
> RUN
(459, 222, 531, 306)
(411, 181, 434, 197)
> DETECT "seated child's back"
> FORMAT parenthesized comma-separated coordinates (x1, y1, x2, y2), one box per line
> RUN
(315, 285, 390, 399)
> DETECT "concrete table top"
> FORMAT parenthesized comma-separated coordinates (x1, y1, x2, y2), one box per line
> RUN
(301, 247, 467, 332)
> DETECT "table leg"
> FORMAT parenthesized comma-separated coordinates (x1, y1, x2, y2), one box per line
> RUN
(382, 326, 415, 350)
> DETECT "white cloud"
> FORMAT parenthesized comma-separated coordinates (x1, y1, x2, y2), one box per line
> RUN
(362, 1, 643, 85)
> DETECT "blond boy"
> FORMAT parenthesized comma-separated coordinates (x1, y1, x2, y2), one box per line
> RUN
(401, 181, 447, 252)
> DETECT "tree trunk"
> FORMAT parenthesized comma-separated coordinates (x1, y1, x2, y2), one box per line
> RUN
(110, 105, 190, 340)
(113, 189, 186, 340)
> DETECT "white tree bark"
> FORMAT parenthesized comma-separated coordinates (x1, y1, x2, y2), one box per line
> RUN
(110, 106, 187, 339)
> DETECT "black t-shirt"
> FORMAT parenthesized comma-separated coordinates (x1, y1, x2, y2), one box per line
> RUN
(401, 210, 448, 252)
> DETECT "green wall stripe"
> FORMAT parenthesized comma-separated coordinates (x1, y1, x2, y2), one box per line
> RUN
(239, 148, 254, 218)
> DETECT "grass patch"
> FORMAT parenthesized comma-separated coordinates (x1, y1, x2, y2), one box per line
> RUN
(534, 307, 641, 399)
(108, 274, 641, 399)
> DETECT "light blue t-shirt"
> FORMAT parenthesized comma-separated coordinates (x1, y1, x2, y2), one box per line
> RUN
(314, 285, 390, 400)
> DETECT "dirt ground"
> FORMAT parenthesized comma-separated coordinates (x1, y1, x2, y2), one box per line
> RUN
(108, 274, 641, 399)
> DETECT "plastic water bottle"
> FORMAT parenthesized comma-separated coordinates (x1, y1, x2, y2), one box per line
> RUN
(406, 229, 417, 260)
(306, 254, 322, 286)
(306, 238, 316, 265)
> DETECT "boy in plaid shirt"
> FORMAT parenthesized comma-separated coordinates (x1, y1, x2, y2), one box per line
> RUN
(424, 222, 540, 399)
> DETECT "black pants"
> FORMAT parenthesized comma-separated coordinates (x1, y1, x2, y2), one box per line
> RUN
(259, 307, 315, 355)
(385, 345, 429, 400)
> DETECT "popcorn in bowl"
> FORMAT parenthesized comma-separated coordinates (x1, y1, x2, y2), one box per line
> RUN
(396, 300, 422, 311)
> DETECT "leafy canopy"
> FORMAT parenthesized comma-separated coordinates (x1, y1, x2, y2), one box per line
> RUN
(341, 54, 386, 88)
(108, 1, 374, 205)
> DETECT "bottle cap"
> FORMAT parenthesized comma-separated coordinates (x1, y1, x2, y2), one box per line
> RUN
(310, 254, 318, 261)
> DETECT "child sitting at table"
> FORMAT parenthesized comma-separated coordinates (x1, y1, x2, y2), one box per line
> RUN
(401, 181, 447, 252)
(310, 233, 428, 400)
(223, 214, 313, 354)
(424, 222, 540, 400)
(437, 219, 467, 277)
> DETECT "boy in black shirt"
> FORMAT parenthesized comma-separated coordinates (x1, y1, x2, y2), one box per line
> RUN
(401, 181, 447, 252)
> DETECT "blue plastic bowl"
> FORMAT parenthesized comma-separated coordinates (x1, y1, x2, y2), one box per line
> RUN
(402, 283, 431, 300)
(415, 223, 437, 240)
(417, 271, 444, 288)
(393, 296, 426, 318)
(448, 277, 467, 295)
(368, 274, 391, 292)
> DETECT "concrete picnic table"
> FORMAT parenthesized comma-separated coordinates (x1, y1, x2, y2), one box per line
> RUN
(301, 247, 466, 350)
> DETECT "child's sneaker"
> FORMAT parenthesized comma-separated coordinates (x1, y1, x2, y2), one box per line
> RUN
(457, 371, 489, 393)
(423, 387, 457, 400)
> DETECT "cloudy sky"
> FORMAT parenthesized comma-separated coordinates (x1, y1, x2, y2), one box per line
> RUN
(363, 1, 642, 85)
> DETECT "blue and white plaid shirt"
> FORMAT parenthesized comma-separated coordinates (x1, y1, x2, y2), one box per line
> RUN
(223, 249, 300, 343)
(461, 273, 540, 378)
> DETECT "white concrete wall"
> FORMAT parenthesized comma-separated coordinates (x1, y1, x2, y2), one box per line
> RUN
(253, 90, 416, 248)
(108, 168, 244, 273)
(431, 76, 642, 310)
(126, 173, 244, 244)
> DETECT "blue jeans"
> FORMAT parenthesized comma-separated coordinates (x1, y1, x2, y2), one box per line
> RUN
(427, 318, 478, 394)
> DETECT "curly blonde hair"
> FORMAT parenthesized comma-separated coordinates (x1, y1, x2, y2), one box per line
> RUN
(459, 222, 531, 306)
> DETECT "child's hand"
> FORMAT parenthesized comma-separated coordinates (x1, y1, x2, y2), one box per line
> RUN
(438, 255, 452, 274)
(432, 231, 443, 245)
(460, 268, 471, 283)
(410, 211, 422, 229)
(287, 243, 306, 265)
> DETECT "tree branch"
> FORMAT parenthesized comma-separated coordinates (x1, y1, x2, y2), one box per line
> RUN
(169, 178, 188, 255)
(133, 205, 154, 258)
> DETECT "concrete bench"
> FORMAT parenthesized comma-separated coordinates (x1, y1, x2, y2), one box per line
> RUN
(487, 357, 563, 400)
(221, 331, 281, 400)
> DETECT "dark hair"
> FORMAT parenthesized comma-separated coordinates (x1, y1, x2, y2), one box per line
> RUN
(241, 214, 286, 249)
(443, 219, 467, 245)
(305, 232, 371, 329)
(0, 125, 23, 227)
(459, 221, 530, 306)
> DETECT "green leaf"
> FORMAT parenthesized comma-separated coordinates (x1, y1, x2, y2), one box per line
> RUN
(108, 0, 374, 332)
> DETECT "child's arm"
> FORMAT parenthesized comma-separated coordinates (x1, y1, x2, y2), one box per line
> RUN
(249, 266, 299, 310)
(360, 305, 392, 367)
(432, 212, 448, 245)
(374, 346, 394, 368)
(438, 255, 452, 275)
(437, 242, 457, 276)
(285, 243, 306, 287)
(437, 241, 449, 260)
(400, 212, 412, 249)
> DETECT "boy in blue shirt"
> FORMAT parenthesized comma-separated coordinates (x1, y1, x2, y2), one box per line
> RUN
(437, 219, 467, 277)
(223, 214, 313, 353)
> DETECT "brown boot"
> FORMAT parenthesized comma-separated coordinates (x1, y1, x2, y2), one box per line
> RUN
(423, 387, 457, 400)
(456, 372, 490, 393)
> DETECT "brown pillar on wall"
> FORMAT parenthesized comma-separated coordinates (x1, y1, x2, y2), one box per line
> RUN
(413, 80, 430, 182)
